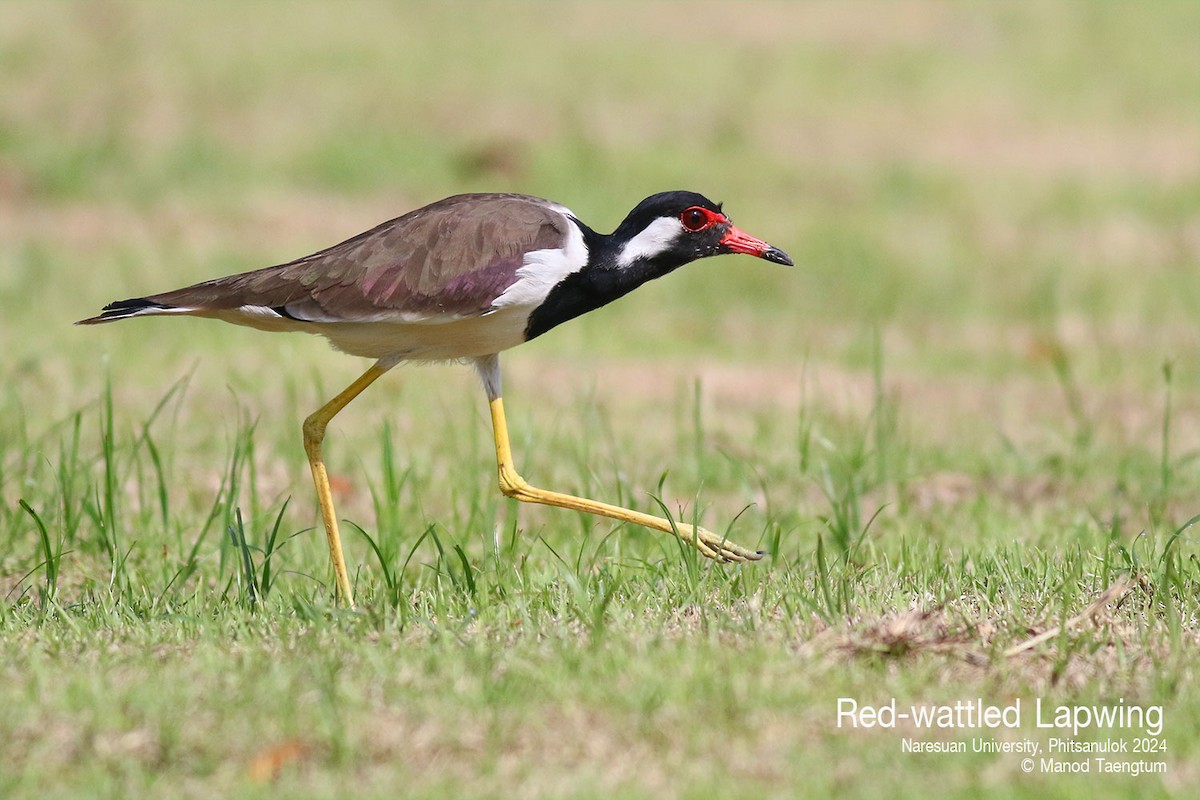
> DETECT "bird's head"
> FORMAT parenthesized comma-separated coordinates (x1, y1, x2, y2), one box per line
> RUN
(611, 191, 793, 271)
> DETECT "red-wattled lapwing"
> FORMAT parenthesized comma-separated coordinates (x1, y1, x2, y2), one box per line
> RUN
(79, 191, 792, 605)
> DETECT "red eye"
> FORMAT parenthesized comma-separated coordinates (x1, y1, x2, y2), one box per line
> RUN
(681, 207, 713, 232)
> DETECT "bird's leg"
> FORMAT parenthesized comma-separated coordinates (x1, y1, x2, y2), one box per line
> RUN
(303, 362, 392, 606)
(486, 393, 763, 563)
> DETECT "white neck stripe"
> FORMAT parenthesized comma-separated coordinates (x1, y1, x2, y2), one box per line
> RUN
(490, 214, 589, 310)
(616, 217, 682, 268)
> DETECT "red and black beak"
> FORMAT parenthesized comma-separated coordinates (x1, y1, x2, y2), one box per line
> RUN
(719, 224, 794, 266)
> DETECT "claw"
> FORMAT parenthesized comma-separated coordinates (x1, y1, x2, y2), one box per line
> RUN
(675, 523, 764, 563)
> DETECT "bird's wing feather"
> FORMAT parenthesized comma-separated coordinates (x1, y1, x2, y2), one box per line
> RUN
(142, 194, 570, 322)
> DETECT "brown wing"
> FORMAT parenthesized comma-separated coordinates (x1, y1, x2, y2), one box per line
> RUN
(143, 193, 571, 322)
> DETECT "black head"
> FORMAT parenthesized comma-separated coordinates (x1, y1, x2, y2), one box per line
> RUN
(523, 191, 791, 342)
(610, 190, 793, 271)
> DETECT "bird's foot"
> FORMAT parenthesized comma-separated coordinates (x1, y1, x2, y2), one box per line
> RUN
(672, 522, 764, 562)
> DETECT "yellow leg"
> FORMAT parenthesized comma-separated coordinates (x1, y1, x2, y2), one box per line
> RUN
(303, 363, 390, 606)
(488, 395, 763, 562)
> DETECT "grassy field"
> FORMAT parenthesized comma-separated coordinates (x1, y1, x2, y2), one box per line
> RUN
(3, 1, 1199, 797)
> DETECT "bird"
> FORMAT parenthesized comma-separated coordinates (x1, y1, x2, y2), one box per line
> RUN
(78, 190, 793, 605)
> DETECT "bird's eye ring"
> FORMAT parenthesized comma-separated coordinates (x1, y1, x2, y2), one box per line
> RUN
(680, 207, 715, 232)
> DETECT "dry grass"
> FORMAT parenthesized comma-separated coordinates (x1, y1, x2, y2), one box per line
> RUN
(3, 1, 1200, 798)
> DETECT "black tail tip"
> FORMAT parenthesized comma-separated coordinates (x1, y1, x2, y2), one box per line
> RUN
(76, 297, 168, 325)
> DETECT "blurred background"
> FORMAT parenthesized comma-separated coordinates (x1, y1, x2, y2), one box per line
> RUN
(2, 0, 1199, 541)
(3, 5, 1200, 793)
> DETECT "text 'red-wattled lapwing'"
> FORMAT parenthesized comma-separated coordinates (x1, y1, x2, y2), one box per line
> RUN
(79, 191, 793, 605)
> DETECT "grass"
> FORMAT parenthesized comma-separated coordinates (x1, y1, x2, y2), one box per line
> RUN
(3, 0, 1200, 797)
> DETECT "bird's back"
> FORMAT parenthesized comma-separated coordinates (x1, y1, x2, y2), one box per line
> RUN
(78, 193, 574, 327)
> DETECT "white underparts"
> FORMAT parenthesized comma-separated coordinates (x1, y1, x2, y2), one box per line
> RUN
(209, 304, 536, 360)
(238, 304, 288, 320)
(615, 216, 683, 268)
